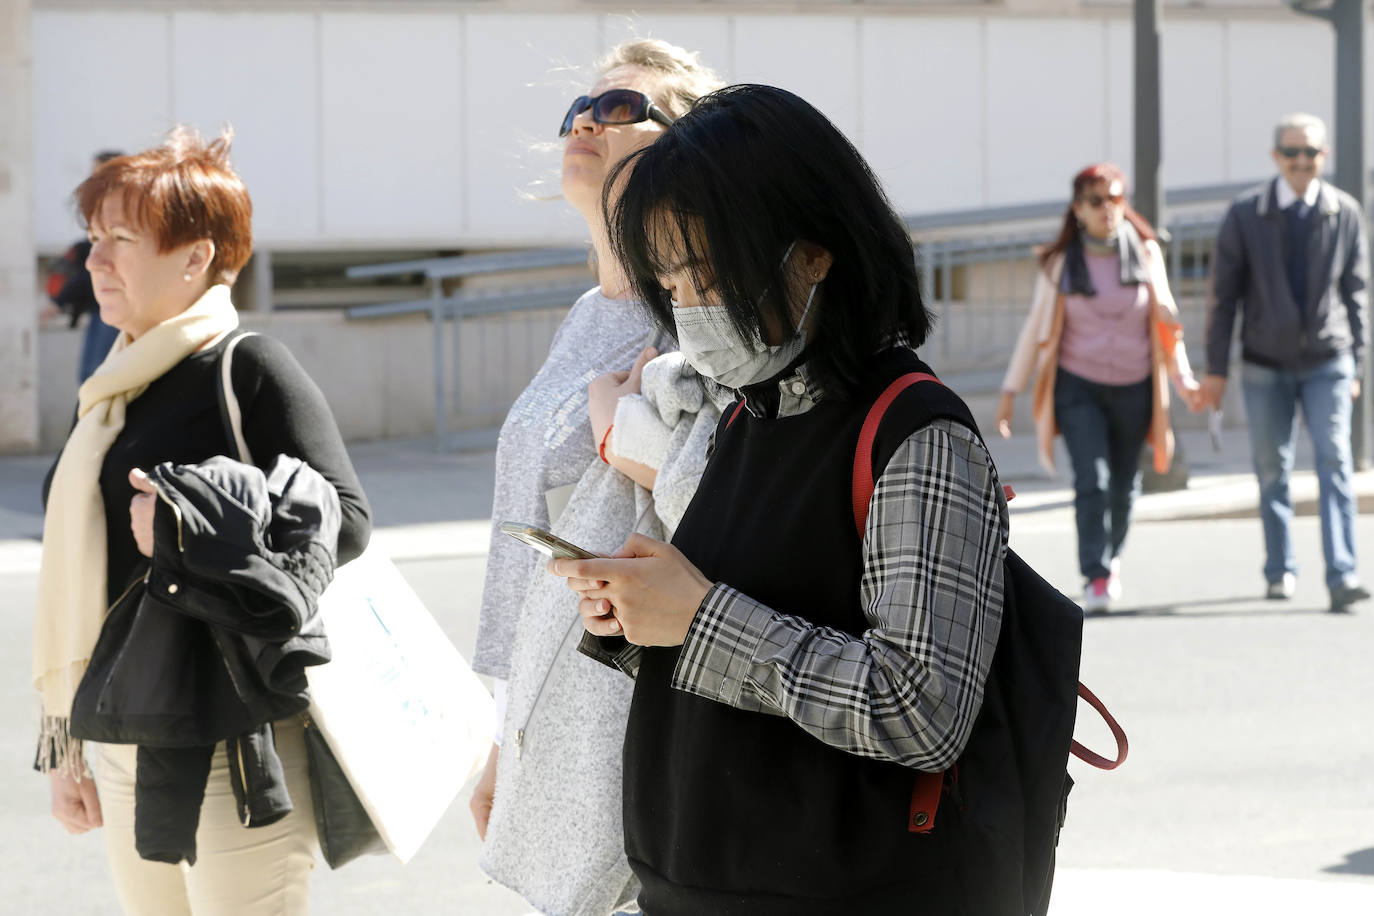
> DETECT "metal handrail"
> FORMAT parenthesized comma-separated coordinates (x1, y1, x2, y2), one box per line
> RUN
(340, 177, 1259, 451)
(347, 279, 594, 450)
(902, 172, 1347, 234)
(345, 246, 586, 281)
(346, 281, 592, 321)
(339, 179, 1253, 290)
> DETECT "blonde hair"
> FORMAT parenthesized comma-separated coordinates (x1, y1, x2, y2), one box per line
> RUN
(596, 38, 723, 119)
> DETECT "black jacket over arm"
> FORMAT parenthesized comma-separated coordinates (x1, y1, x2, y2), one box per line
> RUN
(46, 329, 371, 865)
(42, 331, 371, 605)
(71, 454, 342, 864)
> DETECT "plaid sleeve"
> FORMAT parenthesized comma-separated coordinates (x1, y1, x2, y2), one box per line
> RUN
(671, 419, 1008, 770)
(576, 631, 644, 678)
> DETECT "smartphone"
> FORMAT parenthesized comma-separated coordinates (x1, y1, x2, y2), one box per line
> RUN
(1208, 409, 1223, 453)
(499, 521, 599, 561)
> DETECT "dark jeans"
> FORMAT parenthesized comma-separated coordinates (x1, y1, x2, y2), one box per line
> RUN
(1240, 354, 1358, 590)
(1054, 368, 1153, 580)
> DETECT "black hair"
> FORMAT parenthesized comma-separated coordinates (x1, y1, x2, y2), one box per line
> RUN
(605, 84, 931, 399)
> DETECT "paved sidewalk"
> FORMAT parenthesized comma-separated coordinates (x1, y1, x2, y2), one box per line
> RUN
(4, 423, 1370, 568)
(5, 426, 1374, 913)
(1049, 868, 1374, 914)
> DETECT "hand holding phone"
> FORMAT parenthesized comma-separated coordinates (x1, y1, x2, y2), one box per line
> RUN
(499, 522, 599, 561)
(505, 522, 615, 627)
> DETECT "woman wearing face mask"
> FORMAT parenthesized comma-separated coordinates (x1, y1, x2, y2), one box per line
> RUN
(467, 39, 723, 916)
(550, 85, 1010, 914)
(995, 163, 1200, 612)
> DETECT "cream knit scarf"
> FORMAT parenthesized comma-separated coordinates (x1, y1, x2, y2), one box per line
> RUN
(32, 284, 239, 774)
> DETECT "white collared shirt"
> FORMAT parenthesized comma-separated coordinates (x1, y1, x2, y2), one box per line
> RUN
(1276, 175, 1321, 210)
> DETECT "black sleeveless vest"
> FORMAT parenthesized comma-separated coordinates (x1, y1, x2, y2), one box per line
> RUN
(622, 350, 970, 916)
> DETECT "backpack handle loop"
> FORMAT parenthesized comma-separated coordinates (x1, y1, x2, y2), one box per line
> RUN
(1070, 683, 1129, 770)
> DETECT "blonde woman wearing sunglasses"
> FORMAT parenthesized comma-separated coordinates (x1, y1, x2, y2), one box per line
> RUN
(467, 39, 723, 915)
(997, 163, 1200, 613)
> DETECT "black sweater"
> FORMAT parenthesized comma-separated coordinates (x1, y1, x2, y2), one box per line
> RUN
(624, 355, 964, 915)
(45, 333, 372, 604)
(47, 333, 368, 865)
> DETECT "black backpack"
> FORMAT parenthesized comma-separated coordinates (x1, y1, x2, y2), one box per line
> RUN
(851, 369, 1127, 916)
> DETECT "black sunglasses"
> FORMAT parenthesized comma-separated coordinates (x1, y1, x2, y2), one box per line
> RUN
(559, 89, 674, 138)
(1277, 145, 1323, 159)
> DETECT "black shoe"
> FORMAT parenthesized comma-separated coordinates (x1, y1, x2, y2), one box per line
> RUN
(1329, 582, 1371, 613)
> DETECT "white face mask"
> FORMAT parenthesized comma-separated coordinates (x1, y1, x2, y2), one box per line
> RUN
(671, 242, 819, 390)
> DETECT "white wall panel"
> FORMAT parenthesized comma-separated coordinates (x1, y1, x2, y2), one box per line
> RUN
(731, 15, 861, 144)
(1104, 19, 1133, 181)
(1224, 20, 1331, 182)
(319, 11, 463, 242)
(462, 14, 599, 245)
(1161, 21, 1227, 189)
(30, 8, 1353, 253)
(32, 11, 172, 249)
(860, 18, 983, 213)
(171, 12, 318, 245)
(986, 19, 1107, 205)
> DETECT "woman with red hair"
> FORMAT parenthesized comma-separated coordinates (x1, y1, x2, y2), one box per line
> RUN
(32, 127, 370, 914)
(996, 163, 1199, 612)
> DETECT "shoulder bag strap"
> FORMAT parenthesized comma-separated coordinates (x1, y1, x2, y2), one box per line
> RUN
(216, 330, 259, 466)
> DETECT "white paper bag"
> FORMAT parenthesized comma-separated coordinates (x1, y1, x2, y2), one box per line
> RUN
(306, 547, 493, 863)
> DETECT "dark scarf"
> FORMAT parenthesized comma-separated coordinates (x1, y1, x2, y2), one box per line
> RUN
(1061, 220, 1150, 296)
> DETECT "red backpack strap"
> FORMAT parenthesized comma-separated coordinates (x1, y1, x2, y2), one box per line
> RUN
(852, 372, 941, 535)
(725, 396, 747, 429)
(853, 372, 953, 834)
(1070, 682, 1129, 770)
(908, 770, 943, 834)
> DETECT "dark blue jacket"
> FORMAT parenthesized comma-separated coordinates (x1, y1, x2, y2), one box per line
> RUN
(1205, 178, 1369, 377)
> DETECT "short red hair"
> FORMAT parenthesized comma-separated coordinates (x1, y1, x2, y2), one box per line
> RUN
(76, 126, 253, 285)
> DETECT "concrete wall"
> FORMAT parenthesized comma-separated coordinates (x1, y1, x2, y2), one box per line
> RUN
(30, 3, 1351, 253)
(1, 0, 39, 452)
(22, 1, 1348, 453)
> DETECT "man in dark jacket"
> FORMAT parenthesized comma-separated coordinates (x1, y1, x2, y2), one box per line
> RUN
(1200, 113, 1370, 611)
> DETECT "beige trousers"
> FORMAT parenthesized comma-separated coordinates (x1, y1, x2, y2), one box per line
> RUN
(91, 717, 318, 916)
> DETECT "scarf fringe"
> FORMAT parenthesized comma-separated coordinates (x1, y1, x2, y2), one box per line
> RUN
(35, 715, 87, 781)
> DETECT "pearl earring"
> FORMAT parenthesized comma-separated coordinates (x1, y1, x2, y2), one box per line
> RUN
(183, 273, 192, 282)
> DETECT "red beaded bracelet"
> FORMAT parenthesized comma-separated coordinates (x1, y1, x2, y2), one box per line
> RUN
(598, 424, 614, 464)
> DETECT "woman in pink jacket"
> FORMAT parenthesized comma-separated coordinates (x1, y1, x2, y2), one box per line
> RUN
(996, 163, 1199, 612)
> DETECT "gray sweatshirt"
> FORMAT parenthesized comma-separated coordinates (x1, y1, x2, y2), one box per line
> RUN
(474, 287, 662, 679)
(473, 287, 722, 915)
